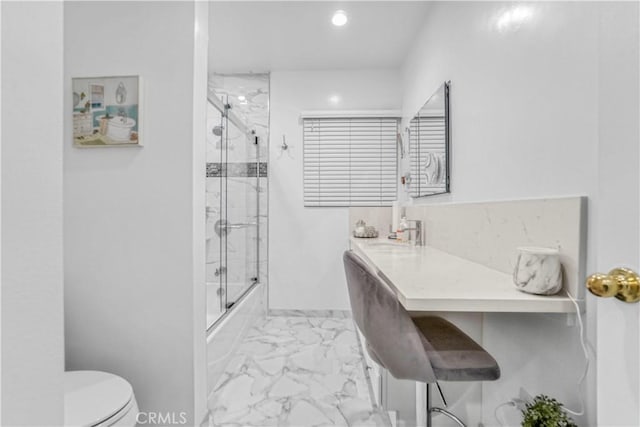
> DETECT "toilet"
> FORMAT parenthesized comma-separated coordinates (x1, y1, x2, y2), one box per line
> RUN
(64, 371, 139, 427)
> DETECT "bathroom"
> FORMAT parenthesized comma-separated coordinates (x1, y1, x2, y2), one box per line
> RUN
(1, 1, 638, 427)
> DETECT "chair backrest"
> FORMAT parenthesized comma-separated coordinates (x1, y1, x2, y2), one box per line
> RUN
(343, 250, 436, 383)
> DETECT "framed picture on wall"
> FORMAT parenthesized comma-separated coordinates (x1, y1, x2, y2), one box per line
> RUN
(72, 75, 142, 147)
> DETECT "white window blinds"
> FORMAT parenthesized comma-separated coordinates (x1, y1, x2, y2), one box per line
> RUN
(303, 117, 398, 207)
(409, 115, 447, 197)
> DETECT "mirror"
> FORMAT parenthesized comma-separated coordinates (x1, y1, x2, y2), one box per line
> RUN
(115, 81, 127, 104)
(409, 81, 450, 197)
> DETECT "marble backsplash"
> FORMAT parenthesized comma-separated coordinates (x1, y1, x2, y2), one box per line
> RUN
(405, 196, 587, 299)
(348, 197, 587, 299)
(348, 207, 393, 238)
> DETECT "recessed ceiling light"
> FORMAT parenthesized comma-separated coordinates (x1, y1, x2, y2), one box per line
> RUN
(496, 6, 533, 32)
(237, 95, 246, 102)
(329, 94, 341, 105)
(332, 10, 348, 27)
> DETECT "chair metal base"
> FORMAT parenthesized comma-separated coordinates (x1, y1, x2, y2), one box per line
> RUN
(426, 383, 467, 427)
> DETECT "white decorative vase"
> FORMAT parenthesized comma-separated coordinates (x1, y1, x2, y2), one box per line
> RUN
(513, 247, 563, 295)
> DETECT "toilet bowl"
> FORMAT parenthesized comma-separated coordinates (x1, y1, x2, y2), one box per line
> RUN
(64, 371, 139, 427)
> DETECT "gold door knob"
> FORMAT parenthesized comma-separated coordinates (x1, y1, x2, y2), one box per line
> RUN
(586, 267, 640, 303)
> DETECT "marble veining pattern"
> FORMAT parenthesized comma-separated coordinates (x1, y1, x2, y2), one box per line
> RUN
(404, 196, 585, 299)
(268, 309, 351, 319)
(206, 73, 269, 328)
(513, 249, 563, 295)
(208, 315, 390, 427)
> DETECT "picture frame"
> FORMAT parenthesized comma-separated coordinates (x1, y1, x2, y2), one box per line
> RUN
(72, 75, 142, 147)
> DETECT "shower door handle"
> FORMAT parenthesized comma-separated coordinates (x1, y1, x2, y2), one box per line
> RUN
(226, 222, 258, 229)
(214, 219, 258, 236)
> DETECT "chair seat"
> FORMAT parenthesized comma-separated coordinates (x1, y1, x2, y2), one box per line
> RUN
(413, 316, 500, 382)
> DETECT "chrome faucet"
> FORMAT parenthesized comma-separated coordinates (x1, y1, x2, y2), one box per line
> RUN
(405, 219, 423, 246)
(117, 107, 127, 121)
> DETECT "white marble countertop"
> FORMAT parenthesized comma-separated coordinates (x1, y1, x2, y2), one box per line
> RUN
(350, 237, 582, 313)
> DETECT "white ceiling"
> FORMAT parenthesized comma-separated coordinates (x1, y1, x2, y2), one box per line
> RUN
(208, 1, 430, 73)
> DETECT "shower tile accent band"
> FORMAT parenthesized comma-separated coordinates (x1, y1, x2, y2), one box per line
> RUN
(206, 162, 268, 178)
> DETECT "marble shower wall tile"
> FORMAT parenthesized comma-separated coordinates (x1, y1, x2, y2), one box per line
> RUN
(225, 126, 253, 163)
(205, 73, 269, 366)
(206, 102, 223, 163)
(405, 196, 587, 298)
(209, 73, 269, 165)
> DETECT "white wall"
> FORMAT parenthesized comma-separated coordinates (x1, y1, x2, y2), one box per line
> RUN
(595, 2, 639, 425)
(399, 2, 619, 425)
(269, 69, 401, 310)
(192, 1, 209, 422)
(64, 2, 207, 424)
(401, 1, 598, 205)
(1, 3, 3, 420)
(1, 2, 65, 425)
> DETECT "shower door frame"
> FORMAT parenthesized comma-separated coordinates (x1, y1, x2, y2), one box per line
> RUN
(206, 94, 261, 330)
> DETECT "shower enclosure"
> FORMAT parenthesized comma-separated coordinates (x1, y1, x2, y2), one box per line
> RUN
(205, 74, 269, 329)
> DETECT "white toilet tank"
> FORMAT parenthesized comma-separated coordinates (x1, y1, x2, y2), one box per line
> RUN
(64, 371, 139, 427)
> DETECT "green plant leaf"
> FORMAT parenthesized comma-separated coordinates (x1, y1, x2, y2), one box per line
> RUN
(521, 395, 577, 427)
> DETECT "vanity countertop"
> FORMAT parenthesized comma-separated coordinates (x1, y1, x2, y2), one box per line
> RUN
(350, 237, 582, 313)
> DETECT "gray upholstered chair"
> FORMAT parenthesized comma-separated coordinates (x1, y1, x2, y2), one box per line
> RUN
(343, 250, 500, 427)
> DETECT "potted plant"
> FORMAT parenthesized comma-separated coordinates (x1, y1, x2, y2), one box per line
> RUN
(521, 395, 577, 427)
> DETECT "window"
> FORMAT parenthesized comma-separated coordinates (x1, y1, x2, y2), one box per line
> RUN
(303, 117, 398, 207)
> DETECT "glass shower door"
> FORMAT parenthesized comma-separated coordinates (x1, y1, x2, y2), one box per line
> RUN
(218, 97, 259, 309)
(206, 74, 268, 329)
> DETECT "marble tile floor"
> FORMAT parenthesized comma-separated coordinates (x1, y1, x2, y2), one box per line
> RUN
(208, 315, 391, 427)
